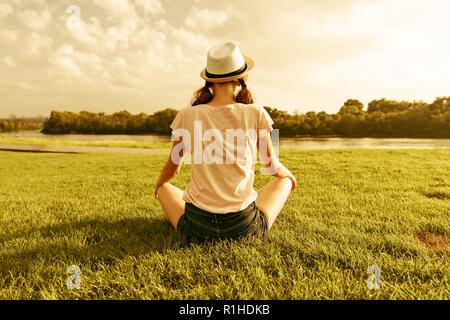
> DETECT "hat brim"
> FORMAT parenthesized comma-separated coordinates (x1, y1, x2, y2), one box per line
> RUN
(200, 56, 254, 83)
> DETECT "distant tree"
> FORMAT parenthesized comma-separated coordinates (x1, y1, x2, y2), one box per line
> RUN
(0, 117, 45, 132)
(263, 106, 289, 120)
(339, 99, 364, 114)
(368, 99, 413, 113)
(147, 108, 178, 135)
(429, 97, 450, 114)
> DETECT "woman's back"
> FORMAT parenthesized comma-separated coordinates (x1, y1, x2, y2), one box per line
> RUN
(155, 41, 295, 241)
(170, 103, 273, 213)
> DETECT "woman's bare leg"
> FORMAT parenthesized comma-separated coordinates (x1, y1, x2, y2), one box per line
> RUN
(156, 183, 185, 229)
(256, 177, 292, 229)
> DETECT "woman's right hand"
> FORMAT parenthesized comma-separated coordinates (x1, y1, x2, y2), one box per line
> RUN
(274, 164, 297, 190)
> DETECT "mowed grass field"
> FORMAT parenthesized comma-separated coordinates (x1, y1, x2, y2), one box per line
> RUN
(0, 149, 449, 299)
(0, 136, 171, 149)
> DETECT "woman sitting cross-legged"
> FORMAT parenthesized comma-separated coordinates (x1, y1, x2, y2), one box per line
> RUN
(154, 41, 297, 242)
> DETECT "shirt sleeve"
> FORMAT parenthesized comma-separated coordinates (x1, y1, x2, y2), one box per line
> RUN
(170, 110, 184, 140)
(170, 110, 183, 130)
(259, 106, 274, 131)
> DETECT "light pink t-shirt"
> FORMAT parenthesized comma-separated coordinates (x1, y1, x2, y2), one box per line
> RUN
(170, 103, 274, 214)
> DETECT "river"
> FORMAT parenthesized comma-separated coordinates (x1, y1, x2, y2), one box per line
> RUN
(2, 131, 450, 150)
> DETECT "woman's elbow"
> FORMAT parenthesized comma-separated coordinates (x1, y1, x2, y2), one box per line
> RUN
(167, 160, 182, 176)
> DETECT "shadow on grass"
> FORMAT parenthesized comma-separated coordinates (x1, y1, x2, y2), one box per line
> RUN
(422, 191, 450, 200)
(0, 217, 189, 275)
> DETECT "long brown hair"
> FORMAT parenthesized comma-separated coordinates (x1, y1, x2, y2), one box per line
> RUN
(191, 78, 254, 106)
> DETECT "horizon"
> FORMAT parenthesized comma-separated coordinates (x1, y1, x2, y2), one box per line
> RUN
(1, 0, 450, 118)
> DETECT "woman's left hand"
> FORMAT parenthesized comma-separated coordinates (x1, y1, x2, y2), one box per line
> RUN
(154, 182, 162, 199)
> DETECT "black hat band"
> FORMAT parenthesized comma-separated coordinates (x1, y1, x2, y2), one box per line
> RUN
(205, 63, 248, 79)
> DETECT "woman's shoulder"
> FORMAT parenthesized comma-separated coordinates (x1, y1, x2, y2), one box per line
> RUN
(175, 105, 196, 116)
(242, 103, 265, 111)
(239, 103, 268, 117)
(176, 103, 266, 114)
(223, 102, 263, 112)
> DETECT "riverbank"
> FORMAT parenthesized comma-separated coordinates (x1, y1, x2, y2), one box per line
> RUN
(2, 133, 450, 151)
(0, 143, 169, 155)
(0, 136, 170, 150)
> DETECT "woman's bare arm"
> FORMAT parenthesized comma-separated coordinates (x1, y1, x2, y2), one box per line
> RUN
(258, 132, 297, 190)
(154, 139, 184, 198)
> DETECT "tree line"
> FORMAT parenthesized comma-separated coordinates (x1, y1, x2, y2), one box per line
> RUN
(33, 96, 450, 137)
(0, 117, 45, 133)
(41, 109, 178, 135)
(266, 97, 450, 137)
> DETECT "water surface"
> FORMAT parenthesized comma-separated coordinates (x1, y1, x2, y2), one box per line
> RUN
(2, 131, 450, 150)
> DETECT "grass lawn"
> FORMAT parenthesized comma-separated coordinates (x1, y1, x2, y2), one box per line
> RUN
(0, 149, 449, 299)
(0, 136, 171, 149)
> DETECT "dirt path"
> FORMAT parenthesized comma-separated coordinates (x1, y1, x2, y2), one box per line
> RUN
(0, 144, 169, 155)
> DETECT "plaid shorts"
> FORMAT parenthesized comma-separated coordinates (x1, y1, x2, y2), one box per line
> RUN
(176, 201, 269, 242)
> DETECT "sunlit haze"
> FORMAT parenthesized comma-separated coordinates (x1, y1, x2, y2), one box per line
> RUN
(1, 0, 450, 117)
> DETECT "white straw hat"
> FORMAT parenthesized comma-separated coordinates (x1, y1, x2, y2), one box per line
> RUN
(200, 42, 254, 83)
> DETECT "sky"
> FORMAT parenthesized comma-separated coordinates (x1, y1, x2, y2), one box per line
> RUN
(1, 0, 450, 118)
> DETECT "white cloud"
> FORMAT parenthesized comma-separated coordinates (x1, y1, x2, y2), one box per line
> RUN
(115, 57, 127, 68)
(21, 32, 52, 57)
(68, 20, 99, 47)
(17, 9, 52, 30)
(174, 45, 184, 62)
(57, 56, 82, 77)
(135, 0, 165, 15)
(171, 27, 211, 51)
(118, 12, 140, 36)
(103, 26, 129, 51)
(146, 49, 174, 73)
(0, 3, 13, 18)
(94, 0, 134, 17)
(51, 45, 103, 79)
(3, 56, 15, 68)
(185, 7, 230, 30)
(155, 18, 169, 32)
(130, 27, 166, 50)
(90, 1, 142, 51)
(1, 30, 18, 42)
(58, 44, 74, 55)
(73, 52, 103, 73)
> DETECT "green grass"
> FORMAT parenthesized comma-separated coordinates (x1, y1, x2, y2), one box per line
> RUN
(0, 136, 171, 149)
(0, 149, 449, 299)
